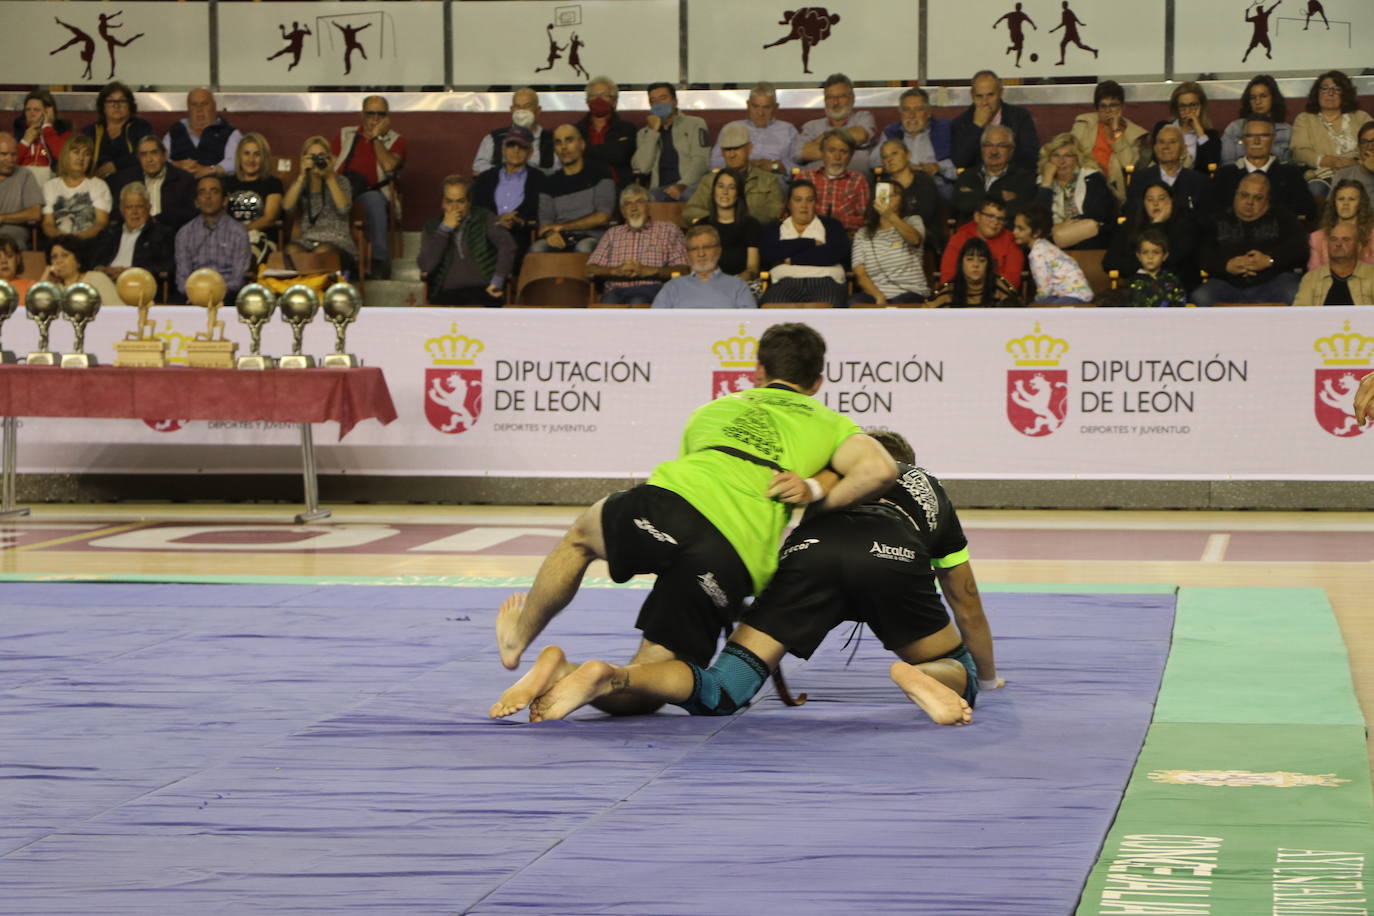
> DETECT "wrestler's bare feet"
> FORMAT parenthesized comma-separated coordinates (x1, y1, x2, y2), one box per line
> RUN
(496, 593, 531, 670)
(529, 660, 617, 722)
(490, 646, 569, 719)
(889, 661, 973, 726)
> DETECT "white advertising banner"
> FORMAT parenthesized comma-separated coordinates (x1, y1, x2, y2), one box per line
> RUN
(0, 2, 210, 87)
(927, 0, 1165, 80)
(1174, 0, 1371, 75)
(451, 1, 679, 88)
(219, 2, 445, 88)
(687, 0, 917, 84)
(5, 307, 1373, 481)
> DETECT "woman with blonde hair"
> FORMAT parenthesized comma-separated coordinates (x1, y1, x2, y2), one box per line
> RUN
(281, 134, 356, 270)
(1035, 132, 1112, 249)
(225, 132, 284, 266)
(1070, 80, 1145, 204)
(1308, 179, 1374, 269)
(40, 134, 110, 242)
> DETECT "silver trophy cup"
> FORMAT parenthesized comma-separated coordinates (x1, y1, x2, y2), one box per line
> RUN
(0, 279, 17, 363)
(277, 284, 320, 369)
(235, 283, 278, 369)
(321, 282, 362, 368)
(24, 281, 63, 365)
(60, 281, 102, 368)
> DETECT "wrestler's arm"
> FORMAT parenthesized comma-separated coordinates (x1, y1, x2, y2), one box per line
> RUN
(816, 433, 897, 511)
(937, 562, 1002, 686)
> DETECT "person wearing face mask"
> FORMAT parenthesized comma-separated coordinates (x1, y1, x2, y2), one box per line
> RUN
(794, 73, 877, 176)
(576, 76, 637, 189)
(881, 88, 956, 200)
(632, 82, 710, 202)
(472, 87, 556, 175)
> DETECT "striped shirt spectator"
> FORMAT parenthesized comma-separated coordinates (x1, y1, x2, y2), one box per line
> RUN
(852, 215, 930, 301)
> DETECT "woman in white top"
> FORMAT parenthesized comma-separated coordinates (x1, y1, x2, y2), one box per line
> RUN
(1013, 206, 1092, 305)
(41, 134, 110, 242)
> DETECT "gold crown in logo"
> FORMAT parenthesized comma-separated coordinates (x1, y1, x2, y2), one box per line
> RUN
(1006, 323, 1069, 366)
(1313, 321, 1374, 366)
(425, 323, 484, 366)
(154, 319, 192, 366)
(713, 324, 757, 368)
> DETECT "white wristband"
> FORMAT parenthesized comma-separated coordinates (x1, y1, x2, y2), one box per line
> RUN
(804, 477, 824, 503)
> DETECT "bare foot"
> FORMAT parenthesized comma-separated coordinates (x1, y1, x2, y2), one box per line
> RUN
(529, 660, 617, 721)
(496, 593, 530, 670)
(889, 661, 972, 726)
(489, 645, 569, 719)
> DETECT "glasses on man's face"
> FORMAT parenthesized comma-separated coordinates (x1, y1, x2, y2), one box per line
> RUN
(977, 211, 1005, 222)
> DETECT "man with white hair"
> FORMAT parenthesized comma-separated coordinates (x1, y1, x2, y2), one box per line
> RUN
(952, 123, 1036, 224)
(709, 81, 797, 175)
(794, 73, 877, 175)
(652, 224, 756, 309)
(684, 123, 784, 222)
(90, 181, 174, 277)
(585, 184, 689, 305)
(164, 88, 241, 180)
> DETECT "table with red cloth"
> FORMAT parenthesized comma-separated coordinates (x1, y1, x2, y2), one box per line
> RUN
(0, 365, 398, 520)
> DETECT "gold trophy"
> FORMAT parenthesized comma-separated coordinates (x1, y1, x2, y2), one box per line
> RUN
(235, 284, 278, 370)
(184, 268, 238, 369)
(277, 283, 320, 369)
(59, 281, 101, 367)
(24, 281, 63, 365)
(112, 267, 166, 367)
(0, 279, 17, 363)
(321, 282, 362, 368)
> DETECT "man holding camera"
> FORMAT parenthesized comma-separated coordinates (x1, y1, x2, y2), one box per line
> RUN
(332, 95, 405, 278)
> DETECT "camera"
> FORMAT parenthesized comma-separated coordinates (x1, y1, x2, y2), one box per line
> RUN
(310, 153, 330, 170)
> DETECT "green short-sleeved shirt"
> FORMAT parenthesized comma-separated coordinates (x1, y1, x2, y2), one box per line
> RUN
(647, 385, 861, 594)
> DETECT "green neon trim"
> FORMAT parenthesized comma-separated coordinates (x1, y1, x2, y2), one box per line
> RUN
(931, 547, 970, 569)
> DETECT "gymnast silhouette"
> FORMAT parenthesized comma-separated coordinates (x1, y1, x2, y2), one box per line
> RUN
(993, 3, 1038, 68)
(534, 23, 566, 73)
(267, 21, 313, 71)
(762, 7, 841, 75)
(98, 11, 144, 79)
(1243, 1, 1282, 62)
(50, 17, 96, 81)
(1049, 1, 1097, 65)
(333, 21, 371, 75)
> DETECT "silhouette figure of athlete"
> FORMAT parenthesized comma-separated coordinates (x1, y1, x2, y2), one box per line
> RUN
(98, 11, 144, 79)
(993, 3, 1038, 68)
(268, 21, 313, 70)
(50, 17, 96, 81)
(1243, 1, 1282, 61)
(1049, 1, 1097, 65)
(568, 32, 588, 79)
(762, 8, 841, 75)
(534, 23, 566, 73)
(333, 20, 371, 75)
(1303, 0, 1329, 30)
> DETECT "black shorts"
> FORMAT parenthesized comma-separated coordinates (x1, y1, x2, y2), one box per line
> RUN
(601, 484, 752, 667)
(743, 503, 949, 660)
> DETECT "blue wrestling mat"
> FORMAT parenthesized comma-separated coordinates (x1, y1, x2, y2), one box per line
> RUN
(0, 584, 1174, 915)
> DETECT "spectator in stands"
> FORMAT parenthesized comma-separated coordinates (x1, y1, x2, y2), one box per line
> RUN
(808, 128, 870, 231)
(951, 70, 1040, 172)
(633, 82, 710, 201)
(473, 127, 545, 261)
(1013, 205, 1092, 305)
(42, 234, 119, 304)
(14, 90, 70, 182)
(110, 134, 197, 231)
(876, 138, 947, 253)
(0, 133, 42, 250)
(0, 236, 33, 299)
(1126, 125, 1210, 218)
(953, 124, 1036, 224)
(1124, 227, 1188, 308)
(651, 224, 755, 309)
(1294, 222, 1374, 306)
(685, 124, 783, 223)
(1036, 132, 1112, 249)
(1105, 180, 1200, 290)
(283, 135, 356, 271)
(795, 73, 877, 176)
(940, 197, 1023, 287)
(929, 236, 1022, 307)
(176, 174, 251, 299)
(1152, 82, 1220, 174)
(1212, 116, 1315, 219)
(1194, 172, 1306, 307)
(881, 87, 956, 200)
(585, 184, 689, 305)
(1307, 179, 1374, 269)
(709, 81, 796, 175)
(849, 184, 929, 306)
(1292, 71, 1371, 202)
(333, 95, 404, 279)
(1334, 122, 1374, 200)
(690, 168, 759, 279)
(41, 135, 109, 242)
(418, 175, 515, 308)
(1071, 80, 1145, 205)
(1220, 75, 1291, 165)
(164, 89, 240, 181)
(577, 76, 636, 188)
(224, 132, 283, 268)
(83, 81, 153, 180)
(758, 179, 848, 308)
(89, 182, 174, 280)
(532, 124, 615, 254)
(472, 88, 556, 175)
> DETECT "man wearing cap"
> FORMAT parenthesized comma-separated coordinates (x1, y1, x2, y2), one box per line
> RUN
(709, 81, 797, 176)
(472, 125, 546, 259)
(472, 87, 556, 175)
(683, 123, 785, 223)
(632, 82, 710, 201)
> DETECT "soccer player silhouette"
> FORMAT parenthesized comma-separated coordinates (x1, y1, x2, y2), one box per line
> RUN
(333, 21, 371, 75)
(1243, 1, 1282, 61)
(993, 4, 1038, 68)
(98, 11, 144, 78)
(1049, 1, 1097, 65)
(50, 17, 96, 81)
(267, 21, 313, 71)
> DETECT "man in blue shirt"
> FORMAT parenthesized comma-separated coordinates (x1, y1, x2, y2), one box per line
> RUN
(652, 225, 757, 309)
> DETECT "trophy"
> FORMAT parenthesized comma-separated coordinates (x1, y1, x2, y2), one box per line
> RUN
(24, 281, 62, 365)
(59, 281, 101, 367)
(184, 268, 238, 369)
(235, 283, 278, 370)
(277, 283, 320, 369)
(112, 268, 166, 367)
(0, 279, 17, 363)
(321, 282, 362, 368)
